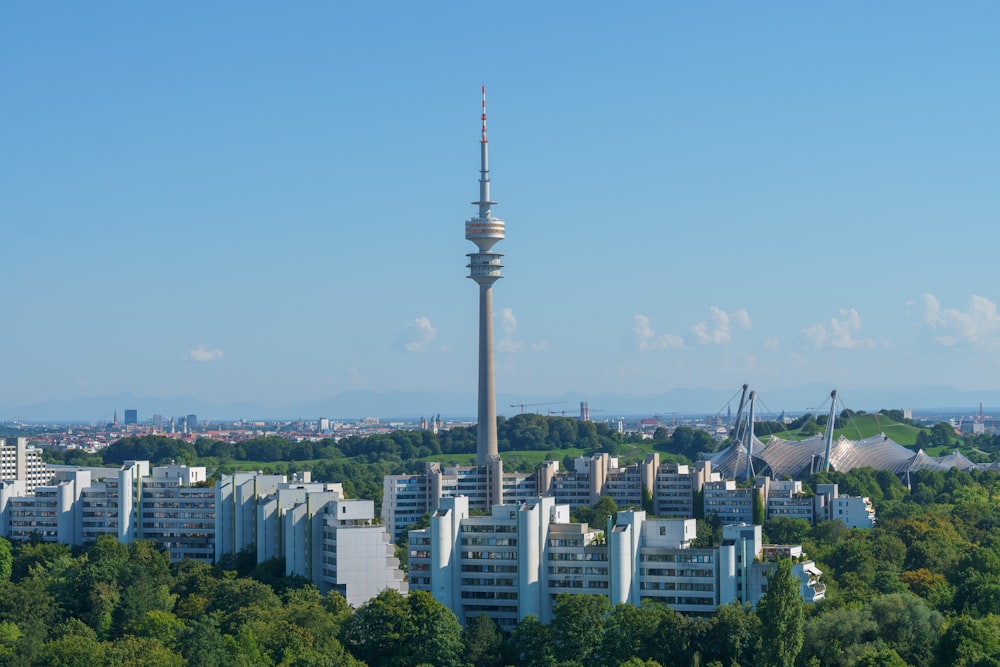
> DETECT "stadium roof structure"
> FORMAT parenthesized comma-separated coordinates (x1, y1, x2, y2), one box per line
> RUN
(709, 432, 984, 480)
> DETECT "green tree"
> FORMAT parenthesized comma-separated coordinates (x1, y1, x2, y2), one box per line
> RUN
(341, 589, 461, 667)
(870, 593, 943, 667)
(601, 602, 661, 665)
(551, 593, 612, 667)
(0, 621, 20, 661)
(754, 558, 804, 667)
(102, 636, 184, 667)
(508, 615, 554, 667)
(35, 632, 105, 667)
(935, 614, 1000, 667)
(178, 616, 232, 667)
(853, 647, 909, 667)
(130, 610, 184, 649)
(930, 422, 955, 447)
(763, 517, 811, 545)
(752, 487, 765, 525)
(208, 577, 283, 636)
(113, 541, 176, 636)
(406, 589, 464, 667)
(462, 614, 505, 667)
(573, 496, 620, 529)
(0, 538, 12, 581)
(699, 602, 761, 667)
(799, 605, 878, 667)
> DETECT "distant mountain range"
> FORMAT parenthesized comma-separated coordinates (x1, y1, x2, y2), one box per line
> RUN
(3, 385, 1000, 423)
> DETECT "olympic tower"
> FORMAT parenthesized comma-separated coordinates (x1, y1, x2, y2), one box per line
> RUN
(466, 87, 505, 469)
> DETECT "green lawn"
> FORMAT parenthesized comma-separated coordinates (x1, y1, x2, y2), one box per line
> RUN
(834, 414, 923, 446)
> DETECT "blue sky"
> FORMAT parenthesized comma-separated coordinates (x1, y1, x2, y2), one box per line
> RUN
(3, 2, 999, 413)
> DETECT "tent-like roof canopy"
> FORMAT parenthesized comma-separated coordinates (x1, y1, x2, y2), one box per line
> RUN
(708, 432, 982, 479)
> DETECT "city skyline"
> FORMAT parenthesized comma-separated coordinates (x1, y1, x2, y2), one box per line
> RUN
(4, 4, 1000, 414)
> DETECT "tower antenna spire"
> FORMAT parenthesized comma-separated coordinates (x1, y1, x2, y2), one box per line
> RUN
(481, 85, 488, 143)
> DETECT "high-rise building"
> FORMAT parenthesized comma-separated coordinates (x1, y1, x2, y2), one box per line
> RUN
(0, 437, 53, 491)
(123, 409, 138, 425)
(186, 414, 198, 432)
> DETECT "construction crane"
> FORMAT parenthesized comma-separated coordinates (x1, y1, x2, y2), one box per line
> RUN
(510, 401, 565, 414)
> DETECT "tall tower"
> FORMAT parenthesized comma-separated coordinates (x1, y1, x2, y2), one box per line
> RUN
(466, 86, 505, 468)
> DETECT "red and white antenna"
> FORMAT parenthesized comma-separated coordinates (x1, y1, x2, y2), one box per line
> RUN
(481, 85, 488, 143)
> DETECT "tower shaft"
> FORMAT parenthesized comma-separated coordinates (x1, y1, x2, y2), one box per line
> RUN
(477, 284, 498, 465)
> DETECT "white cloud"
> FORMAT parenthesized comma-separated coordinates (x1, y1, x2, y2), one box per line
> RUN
(498, 338, 524, 352)
(497, 308, 544, 353)
(500, 308, 518, 337)
(732, 309, 752, 330)
(922, 293, 1000, 350)
(186, 344, 224, 362)
(802, 308, 877, 349)
(403, 316, 438, 352)
(762, 337, 780, 350)
(690, 307, 751, 346)
(634, 314, 685, 351)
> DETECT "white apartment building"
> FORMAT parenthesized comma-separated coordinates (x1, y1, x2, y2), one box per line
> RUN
(0, 463, 407, 607)
(762, 480, 876, 529)
(1, 437, 53, 491)
(816, 483, 876, 529)
(2, 469, 90, 543)
(703, 480, 759, 524)
(385, 452, 876, 543)
(313, 499, 407, 606)
(140, 465, 215, 561)
(409, 496, 824, 629)
(79, 460, 149, 545)
(765, 479, 816, 522)
(382, 458, 538, 540)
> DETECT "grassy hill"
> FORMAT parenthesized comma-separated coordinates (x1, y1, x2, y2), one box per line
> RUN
(834, 413, 923, 446)
(761, 412, 924, 447)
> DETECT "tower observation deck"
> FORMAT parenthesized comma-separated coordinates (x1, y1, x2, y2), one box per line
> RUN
(467, 86, 504, 468)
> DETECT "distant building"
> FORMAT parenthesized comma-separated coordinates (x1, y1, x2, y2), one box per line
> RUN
(123, 409, 138, 426)
(187, 414, 198, 432)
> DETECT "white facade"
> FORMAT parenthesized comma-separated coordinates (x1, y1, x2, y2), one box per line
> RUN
(0, 463, 405, 607)
(409, 496, 823, 629)
(388, 454, 889, 545)
(703, 480, 759, 524)
(315, 499, 407, 607)
(765, 479, 817, 523)
(4, 469, 90, 544)
(140, 465, 215, 561)
(816, 483, 876, 528)
(1, 437, 53, 491)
